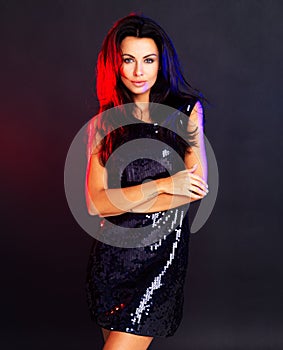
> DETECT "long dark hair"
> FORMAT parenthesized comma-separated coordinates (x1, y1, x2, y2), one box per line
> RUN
(87, 13, 205, 164)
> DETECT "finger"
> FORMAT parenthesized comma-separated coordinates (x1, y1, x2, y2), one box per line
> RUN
(176, 169, 192, 175)
(186, 191, 204, 199)
(190, 188, 208, 198)
(185, 174, 208, 190)
(187, 164, 198, 173)
(189, 173, 208, 187)
(189, 178, 209, 193)
(183, 187, 201, 198)
(189, 180, 209, 195)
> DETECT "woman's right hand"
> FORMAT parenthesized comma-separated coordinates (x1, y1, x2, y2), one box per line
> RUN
(163, 164, 209, 199)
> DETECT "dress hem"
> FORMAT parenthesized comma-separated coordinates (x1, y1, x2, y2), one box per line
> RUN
(91, 318, 177, 338)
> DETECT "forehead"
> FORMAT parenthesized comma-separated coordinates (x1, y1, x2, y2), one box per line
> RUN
(120, 36, 159, 55)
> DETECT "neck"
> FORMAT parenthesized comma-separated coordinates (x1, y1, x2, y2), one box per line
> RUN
(135, 101, 149, 111)
(133, 102, 151, 122)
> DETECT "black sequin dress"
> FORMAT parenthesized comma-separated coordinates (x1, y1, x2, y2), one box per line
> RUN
(86, 99, 198, 337)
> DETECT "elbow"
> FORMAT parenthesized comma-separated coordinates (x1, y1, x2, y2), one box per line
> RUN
(87, 207, 107, 217)
(85, 186, 102, 216)
(87, 201, 110, 217)
(86, 196, 101, 216)
(86, 189, 123, 217)
(87, 209, 98, 216)
(87, 205, 99, 216)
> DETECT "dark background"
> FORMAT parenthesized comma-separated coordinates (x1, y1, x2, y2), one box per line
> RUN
(1, 0, 282, 349)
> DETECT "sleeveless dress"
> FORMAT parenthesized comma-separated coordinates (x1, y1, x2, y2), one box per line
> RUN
(85, 98, 198, 337)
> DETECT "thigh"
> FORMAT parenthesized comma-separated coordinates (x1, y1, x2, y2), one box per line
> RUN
(103, 330, 153, 350)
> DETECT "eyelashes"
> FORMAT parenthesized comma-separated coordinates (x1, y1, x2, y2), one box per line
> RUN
(123, 58, 156, 64)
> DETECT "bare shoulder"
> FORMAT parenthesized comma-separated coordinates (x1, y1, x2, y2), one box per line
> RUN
(187, 100, 204, 131)
(86, 113, 104, 160)
(189, 100, 204, 120)
(87, 113, 101, 134)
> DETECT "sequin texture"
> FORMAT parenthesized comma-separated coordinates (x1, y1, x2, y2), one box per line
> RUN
(85, 102, 197, 337)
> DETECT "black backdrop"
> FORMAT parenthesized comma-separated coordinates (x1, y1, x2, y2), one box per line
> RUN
(1, 1, 282, 349)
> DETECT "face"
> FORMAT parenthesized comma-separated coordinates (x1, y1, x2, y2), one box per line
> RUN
(119, 36, 159, 102)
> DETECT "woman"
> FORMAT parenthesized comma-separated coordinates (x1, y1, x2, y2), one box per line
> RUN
(85, 14, 208, 350)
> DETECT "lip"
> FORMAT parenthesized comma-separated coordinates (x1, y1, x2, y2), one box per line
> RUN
(131, 80, 147, 87)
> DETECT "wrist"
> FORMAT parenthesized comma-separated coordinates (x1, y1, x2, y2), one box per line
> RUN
(155, 178, 169, 195)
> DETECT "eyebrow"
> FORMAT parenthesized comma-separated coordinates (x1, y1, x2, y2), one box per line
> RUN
(121, 53, 158, 58)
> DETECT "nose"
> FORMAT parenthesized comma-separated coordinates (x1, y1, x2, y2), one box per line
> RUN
(134, 61, 144, 76)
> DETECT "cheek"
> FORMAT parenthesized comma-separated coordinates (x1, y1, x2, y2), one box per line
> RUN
(119, 66, 125, 78)
(120, 65, 131, 78)
(150, 65, 159, 78)
(151, 69, 159, 83)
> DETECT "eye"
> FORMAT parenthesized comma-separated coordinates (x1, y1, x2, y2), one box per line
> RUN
(123, 57, 134, 63)
(144, 58, 154, 63)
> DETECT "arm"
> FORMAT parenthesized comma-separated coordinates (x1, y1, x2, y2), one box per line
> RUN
(184, 101, 207, 182)
(86, 150, 165, 216)
(86, 101, 208, 216)
(130, 100, 208, 213)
